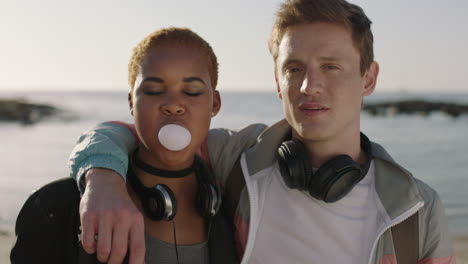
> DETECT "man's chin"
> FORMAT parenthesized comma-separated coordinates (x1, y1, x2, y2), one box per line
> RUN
(288, 117, 325, 136)
(291, 126, 332, 143)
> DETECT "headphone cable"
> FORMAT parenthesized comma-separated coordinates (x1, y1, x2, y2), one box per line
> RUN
(172, 220, 180, 264)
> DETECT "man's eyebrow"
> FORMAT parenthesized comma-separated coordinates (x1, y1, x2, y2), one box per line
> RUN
(282, 57, 342, 66)
(318, 56, 342, 62)
(182, 76, 206, 85)
(142, 77, 164, 83)
(282, 59, 303, 66)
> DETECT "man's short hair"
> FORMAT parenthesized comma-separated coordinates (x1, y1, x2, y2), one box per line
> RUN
(268, 0, 374, 76)
(128, 27, 218, 90)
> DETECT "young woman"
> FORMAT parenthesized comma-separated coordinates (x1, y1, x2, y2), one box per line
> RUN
(11, 27, 237, 264)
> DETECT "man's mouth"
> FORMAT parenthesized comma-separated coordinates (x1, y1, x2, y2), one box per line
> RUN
(299, 103, 330, 115)
(302, 106, 327, 110)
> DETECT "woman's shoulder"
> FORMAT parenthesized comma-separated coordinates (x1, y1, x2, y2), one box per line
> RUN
(29, 177, 81, 207)
(11, 178, 82, 263)
(17, 177, 80, 231)
(32, 177, 80, 196)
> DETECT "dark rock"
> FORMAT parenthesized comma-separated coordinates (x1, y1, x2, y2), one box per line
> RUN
(362, 100, 468, 118)
(0, 98, 64, 124)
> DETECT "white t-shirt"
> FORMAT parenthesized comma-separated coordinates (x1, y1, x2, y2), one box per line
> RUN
(249, 161, 380, 263)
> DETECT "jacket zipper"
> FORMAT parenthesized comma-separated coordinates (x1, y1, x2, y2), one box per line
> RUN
(367, 201, 424, 264)
(240, 156, 255, 264)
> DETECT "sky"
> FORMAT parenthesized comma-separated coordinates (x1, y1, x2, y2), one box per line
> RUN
(0, 0, 467, 93)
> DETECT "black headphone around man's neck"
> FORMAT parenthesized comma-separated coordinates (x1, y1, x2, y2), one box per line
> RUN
(277, 133, 372, 203)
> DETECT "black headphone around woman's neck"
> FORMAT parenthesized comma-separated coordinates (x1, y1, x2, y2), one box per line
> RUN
(127, 151, 222, 221)
(277, 132, 372, 203)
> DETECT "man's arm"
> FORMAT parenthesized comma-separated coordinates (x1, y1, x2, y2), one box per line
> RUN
(68, 121, 145, 264)
(68, 121, 138, 191)
(68, 122, 267, 264)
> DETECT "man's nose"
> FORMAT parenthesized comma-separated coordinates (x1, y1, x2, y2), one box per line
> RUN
(300, 70, 324, 95)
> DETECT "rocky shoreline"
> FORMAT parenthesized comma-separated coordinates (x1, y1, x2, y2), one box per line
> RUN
(363, 99, 468, 118)
(0, 98, 76, 124)
(2, 98, 468, 125)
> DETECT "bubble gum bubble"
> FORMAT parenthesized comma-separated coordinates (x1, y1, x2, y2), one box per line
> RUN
(158, 124, 191, 151)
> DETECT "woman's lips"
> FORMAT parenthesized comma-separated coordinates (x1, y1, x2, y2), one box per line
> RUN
(162, 120, 186, 127)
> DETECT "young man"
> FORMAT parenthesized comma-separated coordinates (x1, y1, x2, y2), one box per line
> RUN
(68, 0, 455, 263)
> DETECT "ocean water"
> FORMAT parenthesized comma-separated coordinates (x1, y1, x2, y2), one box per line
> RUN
(0, 90, 467, 235)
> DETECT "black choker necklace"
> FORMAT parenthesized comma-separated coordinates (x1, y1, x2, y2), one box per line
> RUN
(132, 152, 195, 178)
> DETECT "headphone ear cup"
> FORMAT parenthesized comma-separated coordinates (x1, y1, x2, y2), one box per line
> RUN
(309, 155, 362, 202)
(142, 184, 177, 221)
(211, 184, 222, 216)
(278, 140, 312, 190)
(194, 155, 222, 218)
(197, 183, 222, 218)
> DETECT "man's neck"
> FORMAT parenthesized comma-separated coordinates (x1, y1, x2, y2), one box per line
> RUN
(293, 130, 367, 168)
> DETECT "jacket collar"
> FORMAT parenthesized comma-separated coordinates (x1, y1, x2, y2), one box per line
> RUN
(244, 119, 423, 220)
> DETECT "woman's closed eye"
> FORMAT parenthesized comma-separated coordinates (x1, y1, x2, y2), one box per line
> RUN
(183, 85, 205, 97)
(184, 91, 203, 96)
(143, 89, 164, 95)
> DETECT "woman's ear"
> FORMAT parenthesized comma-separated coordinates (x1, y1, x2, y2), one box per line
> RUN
(128, 91, 134, 116)
(211, 90, 221, 117)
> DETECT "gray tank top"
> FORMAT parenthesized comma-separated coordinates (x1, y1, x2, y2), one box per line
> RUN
(144, 233, 209, 264)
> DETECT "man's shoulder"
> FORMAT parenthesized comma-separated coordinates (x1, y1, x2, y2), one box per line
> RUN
(370, 141, 415, 180)
(371, 142, 442, 212)
(412, 177, 441, 205)
(369, 141, 440, 201)
(369, 141, 395, 163)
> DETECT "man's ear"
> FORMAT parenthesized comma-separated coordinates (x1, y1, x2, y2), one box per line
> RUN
(211, 90, 221, 117)
(128, 91, 134, 116)
(275, 71, 283, 100)
(362, 61, 379, 96)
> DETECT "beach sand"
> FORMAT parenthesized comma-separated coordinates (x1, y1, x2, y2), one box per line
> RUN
(455, 236, 468, 264)
(1, 227, 467, 263)
(1, 229, 15, 263)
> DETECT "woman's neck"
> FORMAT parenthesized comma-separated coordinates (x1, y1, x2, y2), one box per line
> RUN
(127, 148, 207, 244)
(133, 147, 198, 195)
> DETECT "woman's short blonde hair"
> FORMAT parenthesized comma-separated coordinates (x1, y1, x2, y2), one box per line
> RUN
(128, 27, 218, 90)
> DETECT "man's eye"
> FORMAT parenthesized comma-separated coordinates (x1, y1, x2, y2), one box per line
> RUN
(325, 65, 340, 70)
(286, 67, 303, 74)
